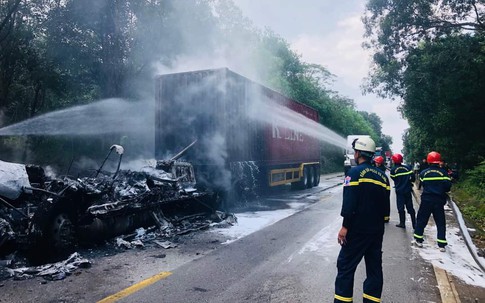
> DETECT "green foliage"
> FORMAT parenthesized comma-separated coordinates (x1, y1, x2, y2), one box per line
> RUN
(452, 161, 485, 230)
(363, 0, 485, 98)
(402, 35, 485, 168)
(320, 143, 345, 174)
(364, 1, 485, 169)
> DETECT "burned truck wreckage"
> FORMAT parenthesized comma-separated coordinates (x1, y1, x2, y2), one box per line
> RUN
(0, 143, 225, 262)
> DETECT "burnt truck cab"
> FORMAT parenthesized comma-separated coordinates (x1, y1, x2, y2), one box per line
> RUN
(1, 144, 213, 261)
(0, 160, 48, 255)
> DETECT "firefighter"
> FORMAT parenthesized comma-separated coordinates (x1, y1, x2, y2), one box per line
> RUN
(413, 151, 452, 252)
(334, 137, 391, 303)
(374, 156, 386, 172)
(390, 153, 416, 229)
(413, 160, 420, 180)
(417, 158, 428, 189)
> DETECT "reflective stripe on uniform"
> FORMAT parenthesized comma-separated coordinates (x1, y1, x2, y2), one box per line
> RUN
(384, 216, 390, 220)
(335, 294, 353, 302)
(421, 177, 451, 181)
(359, 178, 390, 190)
(414, 233, 424, 239)
(437, 239, 447, 244)
(390, 170, 413, 178)
(363, 293, 381, 302)
(348, 181, 359, 186)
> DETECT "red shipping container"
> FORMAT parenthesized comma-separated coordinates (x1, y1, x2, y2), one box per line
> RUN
(155, 68, 321, 191)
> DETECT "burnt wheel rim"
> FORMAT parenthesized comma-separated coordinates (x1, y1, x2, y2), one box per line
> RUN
(51, 213, 75, 250)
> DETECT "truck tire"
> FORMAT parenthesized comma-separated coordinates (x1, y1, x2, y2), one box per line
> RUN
(307, 166, 314, 188)
(313, 166, 320, 187)
(297, 166, 309, 189)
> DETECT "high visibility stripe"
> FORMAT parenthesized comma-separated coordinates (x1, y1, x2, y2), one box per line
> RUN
(363, 293, 381, 302)
(437, 239, 448, 244)
(348, 181, 359, 186)
(414, 233, 424, 239)
(421, 177, 451, 181)
(390, 171, 413, 178)
(334, 294, 353, 302)
(384, 216, 390, 220)
(359, 178, 389, 190)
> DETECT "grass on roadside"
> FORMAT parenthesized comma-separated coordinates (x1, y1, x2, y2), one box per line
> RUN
(451, 161, 485, 253)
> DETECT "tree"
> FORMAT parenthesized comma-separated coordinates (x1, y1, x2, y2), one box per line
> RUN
(364, 0, 485, 168)
(363, 0, 485, 98)
(401, 35, 485, 168)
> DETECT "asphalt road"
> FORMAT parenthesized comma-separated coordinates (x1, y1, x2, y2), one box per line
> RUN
(2, 173, 483, 303)
(112, 175, 440, 303)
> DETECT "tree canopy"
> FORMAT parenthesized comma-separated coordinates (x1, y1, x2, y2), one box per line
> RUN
(363, 0, 485, 98)
(364, 0, 485, 168)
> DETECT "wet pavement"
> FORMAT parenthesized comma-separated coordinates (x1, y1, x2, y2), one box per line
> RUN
(0, 172, 484, 302)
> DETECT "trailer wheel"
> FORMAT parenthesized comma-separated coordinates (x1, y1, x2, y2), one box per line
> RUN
(313, 166, 320, 187)
(50, 212, 76, 252)
(296, 166, 309, 189)
(307, 166, 314, 188)
(29, 199, 78, 263)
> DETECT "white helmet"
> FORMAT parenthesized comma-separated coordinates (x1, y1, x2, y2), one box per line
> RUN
(352, 137, 376, 156)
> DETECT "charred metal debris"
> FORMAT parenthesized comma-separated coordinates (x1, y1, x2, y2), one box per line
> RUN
(0, 143, 236, 270)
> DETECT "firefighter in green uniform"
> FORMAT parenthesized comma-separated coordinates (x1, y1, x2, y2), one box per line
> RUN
(334, 137, 391, 303)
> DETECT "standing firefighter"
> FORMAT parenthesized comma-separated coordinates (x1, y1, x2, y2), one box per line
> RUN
(374, 156, 386, 172)
(414, 151, 452, 251)
(334, 137, 391, 303)
(417, 158, 429, 189)
(390, 153, 416, 229)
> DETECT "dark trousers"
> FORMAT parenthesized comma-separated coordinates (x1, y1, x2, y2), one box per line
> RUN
(414, 199, 447, 247)
(334, 232, 384, 303)
(396, 192, 415, 215)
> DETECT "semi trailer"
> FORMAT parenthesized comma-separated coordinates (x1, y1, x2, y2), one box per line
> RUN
(155, 68, 321, 197)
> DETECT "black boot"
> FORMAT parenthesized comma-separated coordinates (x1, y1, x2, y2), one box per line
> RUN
(396, 212, 406, 228)
(410, 212, 416, 230)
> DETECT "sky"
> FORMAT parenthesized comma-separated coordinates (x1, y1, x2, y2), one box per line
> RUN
(232, 0, 409, 153)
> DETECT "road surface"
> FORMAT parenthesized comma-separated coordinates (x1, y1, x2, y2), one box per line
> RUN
(1, 173, 484, 302)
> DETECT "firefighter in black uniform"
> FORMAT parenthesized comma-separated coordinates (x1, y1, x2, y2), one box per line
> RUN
(334, 137, 391, 303)
(374, 156, 387, 172)
(413, 151, 452, 251)
(390, 153, 416, 229)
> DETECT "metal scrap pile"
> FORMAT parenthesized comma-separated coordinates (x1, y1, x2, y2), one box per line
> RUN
(1, 252, 91, 281)
(0, 143, 227, 264)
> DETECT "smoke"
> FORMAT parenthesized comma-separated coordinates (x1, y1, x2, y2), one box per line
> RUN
(200, 132, 231, 190)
